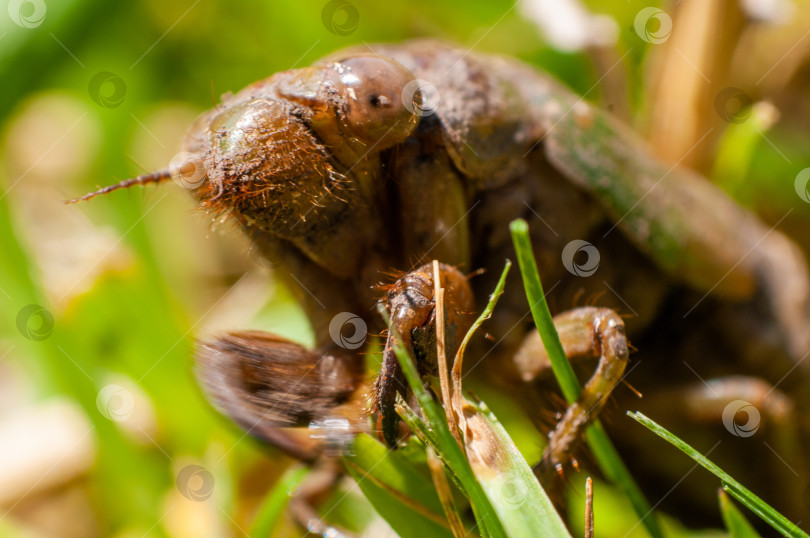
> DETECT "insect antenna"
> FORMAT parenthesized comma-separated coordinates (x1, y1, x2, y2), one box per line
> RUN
(64, 169, 173, 204)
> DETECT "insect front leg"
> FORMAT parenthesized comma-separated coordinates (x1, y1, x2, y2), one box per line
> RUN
(374, 263, 474, 447)
(513, 308, 630, 503)
(195, 331, 367, 534)
(196, 331, 366, 437)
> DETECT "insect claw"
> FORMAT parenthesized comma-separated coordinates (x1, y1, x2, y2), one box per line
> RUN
(464, 267, 486, 279)
(622, 379, 643, 399)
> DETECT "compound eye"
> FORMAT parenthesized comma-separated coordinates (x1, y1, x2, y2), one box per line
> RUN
(334, 56, 419, 149)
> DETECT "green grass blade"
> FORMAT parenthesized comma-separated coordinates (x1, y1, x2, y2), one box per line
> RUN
(343, 433, 454, 538)
(463, 397, 572, 538)
(628, 411, 808, 538)
(394, 395, 474, 518)
(344, 433, 446, 517)
(723, 483, 805, 538)
(392, 335, 572, 538)
(426, 446, 468, 538)
(453, 260, 512, 370)
(249, 465, 310, 538)
(509, 218, 663, 538)
(719, 489, 762, 538)
(509, 220, 578, 403)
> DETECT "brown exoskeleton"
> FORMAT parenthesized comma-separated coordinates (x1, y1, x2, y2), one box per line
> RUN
(71, 40, 810, 533)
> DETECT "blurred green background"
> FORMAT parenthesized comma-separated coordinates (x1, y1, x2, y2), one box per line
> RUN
(1, 0, 809, 536)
